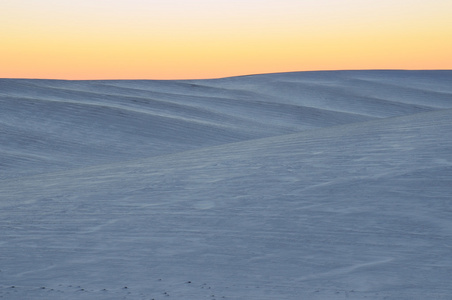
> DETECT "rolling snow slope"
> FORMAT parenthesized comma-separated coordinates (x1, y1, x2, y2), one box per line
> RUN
(1, 70, 452, 299)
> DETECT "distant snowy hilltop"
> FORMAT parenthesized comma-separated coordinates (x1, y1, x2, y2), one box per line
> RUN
(1, 70, 452, 299)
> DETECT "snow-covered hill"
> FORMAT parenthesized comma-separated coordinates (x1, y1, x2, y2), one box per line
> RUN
(1, 70, 452, 299)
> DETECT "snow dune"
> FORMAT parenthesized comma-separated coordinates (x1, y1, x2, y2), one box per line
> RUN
(1, 70, 452, 299)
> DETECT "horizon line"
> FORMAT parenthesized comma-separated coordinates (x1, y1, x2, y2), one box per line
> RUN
(1, 68, 451, 81)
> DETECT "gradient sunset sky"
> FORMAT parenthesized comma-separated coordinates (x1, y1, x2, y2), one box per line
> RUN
(1, 0, 451, 79)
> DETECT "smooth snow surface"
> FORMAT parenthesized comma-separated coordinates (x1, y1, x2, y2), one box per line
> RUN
(1, 70, 452, 299)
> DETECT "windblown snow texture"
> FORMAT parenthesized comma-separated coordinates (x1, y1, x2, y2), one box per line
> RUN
(1, 70, 452, 299)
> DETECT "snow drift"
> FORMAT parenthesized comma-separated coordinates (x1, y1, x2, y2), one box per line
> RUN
(1, 70, 452, 299)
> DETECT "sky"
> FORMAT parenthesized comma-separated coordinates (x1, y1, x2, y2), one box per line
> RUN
(1, 0, 451, 79)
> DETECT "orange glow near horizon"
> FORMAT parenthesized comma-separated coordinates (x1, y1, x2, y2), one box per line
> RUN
(1, 0, 451, 79)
